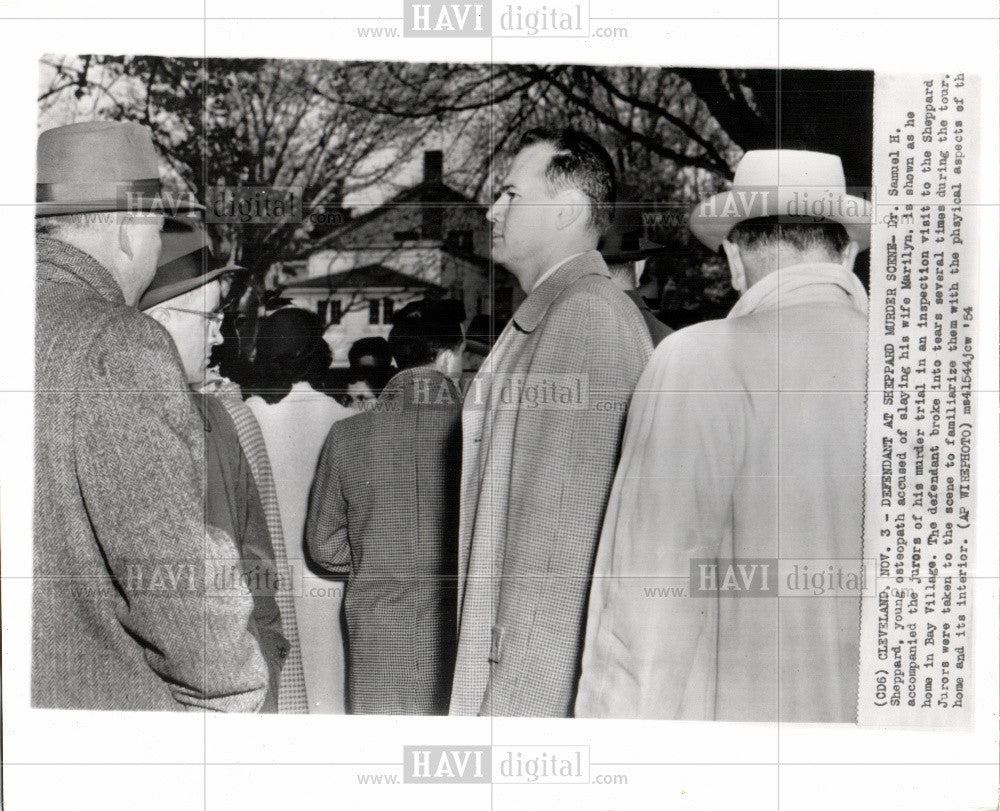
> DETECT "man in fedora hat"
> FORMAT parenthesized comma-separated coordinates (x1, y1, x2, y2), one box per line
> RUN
(598, 198, 673, 345)
(576, 149, 871, 722)
(141, 220, 292, 713)
(33, 120, 269, 711)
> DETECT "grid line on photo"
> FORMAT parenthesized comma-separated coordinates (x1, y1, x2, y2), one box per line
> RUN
(7, 16, 1000, 21)
(201, 8, 209, 810)
(5, 759, 999, 766)
(775, 10, 783, 797)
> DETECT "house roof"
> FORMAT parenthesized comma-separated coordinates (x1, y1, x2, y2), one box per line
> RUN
(313, 181, 486, 248)
(281, 263, 446, 294)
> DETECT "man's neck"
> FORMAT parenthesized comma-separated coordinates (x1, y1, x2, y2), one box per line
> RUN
(528, 248, 591, 292)
(40, 234, 138, 304)
(742, 247, 842, 289)
(60, 234, 144, 305)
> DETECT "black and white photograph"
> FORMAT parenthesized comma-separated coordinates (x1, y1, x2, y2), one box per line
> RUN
(32, 55, 878, 721)
(2, 2, 998, 810)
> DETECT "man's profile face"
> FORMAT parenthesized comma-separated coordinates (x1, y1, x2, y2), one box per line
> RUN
(487, 142, 560, 287)
(151, 280, 224, 386)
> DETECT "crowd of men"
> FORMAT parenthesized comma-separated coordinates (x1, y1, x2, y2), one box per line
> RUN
(33, 118, 869, 721)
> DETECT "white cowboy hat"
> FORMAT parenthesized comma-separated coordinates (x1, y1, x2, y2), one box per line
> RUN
(688, 149, 871, 251)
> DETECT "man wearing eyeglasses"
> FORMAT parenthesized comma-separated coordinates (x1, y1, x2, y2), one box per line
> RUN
(141, 220, 288, 712)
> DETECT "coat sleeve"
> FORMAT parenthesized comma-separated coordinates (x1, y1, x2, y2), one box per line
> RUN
(305, 425, 351, 577)
(74, 315, 268, 713)
(575, 327, 741, 718)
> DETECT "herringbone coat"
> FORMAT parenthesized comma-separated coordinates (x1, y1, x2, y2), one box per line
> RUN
(450, 251, 652, 717)
(32, 237, 268, 712)
(306, 366, 461, 715)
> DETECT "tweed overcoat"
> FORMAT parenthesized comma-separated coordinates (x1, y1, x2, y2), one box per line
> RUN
(32, 237, 268, 712)
(306, 366, 461, 715)
(450, 250, 652, 717)
(575, 264, 867, 722)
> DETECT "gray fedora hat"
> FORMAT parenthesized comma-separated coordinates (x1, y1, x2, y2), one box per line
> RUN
(36, 120, 202, 217)
(139, 218, 246, 311)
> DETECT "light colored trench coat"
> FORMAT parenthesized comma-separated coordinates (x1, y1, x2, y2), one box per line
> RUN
(576, 262, 868, 722)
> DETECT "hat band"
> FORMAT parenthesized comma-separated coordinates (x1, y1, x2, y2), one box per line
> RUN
(36, 178, 161, 204)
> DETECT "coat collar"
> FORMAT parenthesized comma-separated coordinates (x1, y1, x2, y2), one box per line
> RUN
(383, 364, 442, 392)
(36, 235, 125, 306)
(512, 250, 610, 334)
(381, 364, 459, 400)
(727, 261, 868, 319)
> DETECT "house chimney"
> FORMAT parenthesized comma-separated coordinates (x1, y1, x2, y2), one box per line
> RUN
(421, 150, 443, 241)
(424, 150, 443, 184)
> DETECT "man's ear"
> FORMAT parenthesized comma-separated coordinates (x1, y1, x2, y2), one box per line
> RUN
(433, 347, 451, 374)
(721, 239, 748, 294)
(118, 217, 134, 261)
(841, 240, 860, 270)
(552, 187, 587, 232)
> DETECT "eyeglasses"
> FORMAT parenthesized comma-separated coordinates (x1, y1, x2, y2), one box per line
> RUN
(162, 307, 225, 329)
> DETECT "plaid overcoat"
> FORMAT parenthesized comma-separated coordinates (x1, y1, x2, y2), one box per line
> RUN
(217, 390, 310, 713)
(32, 237, 268, 712)
(306, 366, 461, 714)
(450, 250, 652, 717)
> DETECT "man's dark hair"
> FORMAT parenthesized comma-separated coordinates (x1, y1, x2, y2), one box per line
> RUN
(388, 299, 464, 371)
(348, 336, 393, 369)
(726, 215, 850, 257)
(518, 127, 616, 234)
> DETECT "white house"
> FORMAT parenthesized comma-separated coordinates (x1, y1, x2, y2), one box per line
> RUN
(275, 150, 521, 364)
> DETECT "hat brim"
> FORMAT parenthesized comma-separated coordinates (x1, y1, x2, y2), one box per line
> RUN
(138, 264, 248, 311)
(601, 246, 670, 263)
(688, 188, 871, 251)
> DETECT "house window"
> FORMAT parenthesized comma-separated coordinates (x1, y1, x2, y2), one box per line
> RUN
(369, 299, 380, 325)
(326, 299, 342, 325)
(382, 297, 394, 323)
